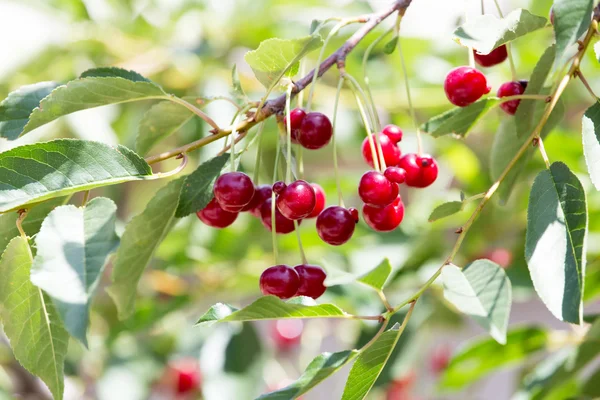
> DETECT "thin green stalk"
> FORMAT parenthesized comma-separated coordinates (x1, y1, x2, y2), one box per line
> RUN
(332, 77, 345, 207)
(491, 0, 517, 80)
(253, 122, 267, 183)
(271, 137, 281, 263)
(294, 221, 308, 264)
(536, 137, 551, 168)
(285, 84, 294, 183)
(397, 33, 423, 154)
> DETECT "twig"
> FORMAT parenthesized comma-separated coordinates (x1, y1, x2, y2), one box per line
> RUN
(575, 70, 599, 100)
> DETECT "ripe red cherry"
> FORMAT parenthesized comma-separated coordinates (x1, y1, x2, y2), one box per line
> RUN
(307, 183, 326, 218)
(398, 154, 438, 188)
(272, 181, 287, 194)
(497, 81, 527, 115)
(316, 206, 356, 245)
(482, 248, 513, 269)
(444, 66, 491, 107)
(276, 180, 316, 220)
(363, 196, 405, 232)
(271, 320, 303, 350)
(297, 112, 333, 150)
(213, 172, 255, 212)
(358, 171, 399, 207)
(259, 265, 300, 299)
(429, 345, 451, 374)
(197, 198, 238, 228)
(348, 207, 359, 223)
(384, 167, 406, 184)
(361, 133, 401, 168)
(382, 124, 403, 143)
(168, 359, 201, 394)
(285, 108, 306, 143)
(244, 185, 272, 217)
(473, 45, 508, 67)
(260, 198, 298, 234)
(294, 264, 327, 299)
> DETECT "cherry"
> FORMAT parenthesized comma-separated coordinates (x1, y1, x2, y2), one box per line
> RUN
(260, 198, 298, 234)
(259, 265, 300, 299)
(316, 206, 356, 245)
(384, 167, 406, 184)
(276, 180, 316, 220)
(398, 153, 438, 188)
(358, 171, 399, 207)
(444, 66, 491, 107)
(348, 207, 359, 223)
(294, 264, 327, 299)
(382, 124, 403, 143)
(244, 185, 272, 217)
(429, 345, 451, 374)
(385, 371, 416, 400)
(271, 320, 303, 350)
(197, 198, 238, 228)
(213, 172, 255, 212)
(497, 80, 527, 115)
(285, 108, 306, 143)
(482, 247, 513, 269)
(272, 181, 286, 194)
(473, 45, 508, 67)
(167, 359, 201, 395)
(297, 112, 333, 150)
(362, 196, 405, 232)
(361, 133, 401, 168)
(307, 183, 326, 218)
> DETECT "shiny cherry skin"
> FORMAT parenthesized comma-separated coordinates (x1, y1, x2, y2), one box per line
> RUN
(307, 183, 326, 218)
(348, 207, 359, 223)
(444, 66, 491, 107)
(243, 185, 272, 217)
(285, 108, 306, 143)
(213, 172, 255, 212)
(272, 181, 287, 194)
(363, 196, 405, 232)
(168, 359, 201, 395)
(473, 45, 508, 67)
(316, 206, 357, 246)
(276, 180, 316, 220)
(497, 80, 527, 115)
(271, 319, 303, 350)
(260, 198, 298, 234)
(398, 153, 439, 188)
(259, 265, 300, 299)
(294, 264, 327, 299)
(382, 124, 403, 143)
(197, 198, 238, 228)
(384, 166, 406, 184)
(361, 133, 401, 168)
(358, 171, 399, 207)
(297, 112, 333, 150)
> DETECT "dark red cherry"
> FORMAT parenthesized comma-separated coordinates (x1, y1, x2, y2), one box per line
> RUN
(260, 198, 298, 234)
(361, 133, 402, 168)
(213, 172, 255, 212)
(244, 185, 272, 216)
(307, 183, 326, 218)
(197, 198, 238, 228)
(272, 181, 287, 194)
(259, 265, 300, 299)
(497, 81, 527, 115)
(348, 207, 359, 223)
(398, 153, 439, 188)
(473, 45, 508, 67)
(285, 108, 306, 143)
(382, 124, 403, 143)
(384, 167, 406, 184)
(276, 180, 316, 220)
(294, 264, 327, 299)
(271, 320, 303, 350)
(316, 206, 356, 246)
(167, 359, 201, 394)
(297, 112, 333, 150)
(362, 196, 405, 232)
(444, 66, 491, 107)
(358, 171, 399, 207)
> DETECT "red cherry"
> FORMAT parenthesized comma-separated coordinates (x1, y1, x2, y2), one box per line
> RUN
(276, 180, 316, 220)
(358, 171, 399, 207)
(297, 112, 333, 150)
(398, 154, 438, 188)
(307, 183, 326, 218)
(482, 248, 513, 269)
(294, 264, 327, 299)
(386, 371, 416, 400)
(197, 198, 238, 228)
(272, 181, 287, 194)
(384, 167, 406, 184)
(316, 206, 356, 245)
(260, 198, 298, 234)
(213, 172, 255, 212)
(497, 81, 527, 115)
(244, 185, 272, 216)
(473, 45, 508, 67)
(362, 196, 405, 232)
(259, 265, 300, 299)
(271, 319, 303, 350)
(348, 207, 359, 223)
(168, 359, 201, 394)
(361, 133, 401, 168)
(444, 66, 491, 107)
(285, 108, 306, 143)
(382, 124, 403, 143)
(429, 345, 452, 374)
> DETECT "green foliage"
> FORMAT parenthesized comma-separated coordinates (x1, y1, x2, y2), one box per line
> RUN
(136, 100, 195, 156)
(428, 201, 463, 222)
(582, 101, 600, 190)
(420, 98, 499, 137)
(553, 0, 594, 65)
(357, 258, 392, 291)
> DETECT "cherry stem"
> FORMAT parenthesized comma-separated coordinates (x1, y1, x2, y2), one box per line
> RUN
(146, 154, 188, 180)
(285, 84, 294, 183)
(297, 60, 307, 109)
(271, 135, 281, 263)
(332, 77, 346, 207)
(377, 290, 394, 313)
(16, 210, 28, 240)
(81, 190, 90, 207)
(229, 121, 238, 173)
(293, 221, 308, 264)
(536, 136, 551, 168)
(253, 122, 267, 183)
(480, 0, 485, 14)
(575, 70, 599, 100)
(491, 0, 517, 80)
(166, 95, 220, 131)
(397, 29, 423, 155)
(463, 192, 485, 203)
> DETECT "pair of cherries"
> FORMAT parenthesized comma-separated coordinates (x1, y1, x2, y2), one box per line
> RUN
(287, 108, 333, 150)
(259, 264, 327, 300)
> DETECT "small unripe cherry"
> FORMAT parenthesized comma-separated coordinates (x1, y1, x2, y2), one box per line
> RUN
(358, 171, 399, 207)
(444, 66, 491, 107)
(213, 172, 255, 212)
(259, 265, 300, 299)
(294, 264, 327, 299)
(384, 167, 406, 184)
(382, 124, 403, 143)
(197, 198, 238, 228)
(307, 183, 326, 218)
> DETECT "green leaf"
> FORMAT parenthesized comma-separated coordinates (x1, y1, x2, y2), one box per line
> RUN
(244, 35, 323, 89)
(553, 0, 594, 65)
(175, 153, 230, 218)
(225, 323, 262, 373)
(79, 67, 151, 81)
(526, 162, 587, 324)
(453, 9, 547, 54)
(197, 296, 349, 324)
(582, 368, 600, 397)
(0, 139, 152, 213)
(231, 64, 248, 104)
(357, 258, 392, 291)
(383, 36, 398, 54)
(341, 323, 403, 400)
(428, 201, 463, 222)
(582, 101, 600, 190)
(0, 82, 59, 140)
(420, 98, 499, 138)
(30, 197, 118, 346)
(440, 327, 548, 391)
(136, 101, 195, 156)
(107, 178, 184, 320)
(257, 351, 358, 400)
(0, 237, 69, 400)
(441, 260, 511, 344)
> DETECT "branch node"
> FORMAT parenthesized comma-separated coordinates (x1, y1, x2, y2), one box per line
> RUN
(454, 227, 463, 234)
(545, 95, 552, 103)
(532, 137, 540, 147)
